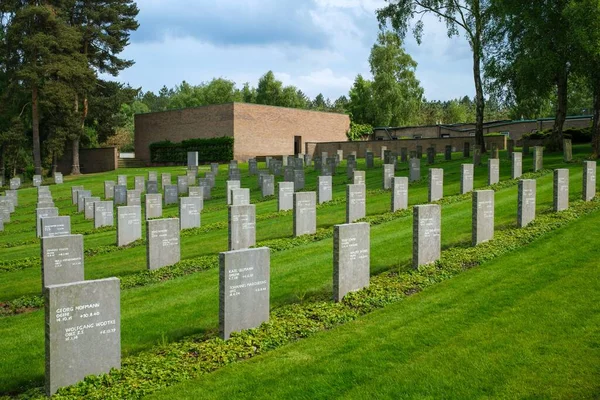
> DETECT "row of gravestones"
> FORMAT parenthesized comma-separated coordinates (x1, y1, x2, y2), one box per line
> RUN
(0, 173, 63, 190)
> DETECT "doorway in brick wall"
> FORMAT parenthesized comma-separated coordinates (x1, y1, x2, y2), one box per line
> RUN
(294, 136, 302, 155)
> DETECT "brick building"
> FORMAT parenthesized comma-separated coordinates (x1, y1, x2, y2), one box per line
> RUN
(134, 103, 350, 164)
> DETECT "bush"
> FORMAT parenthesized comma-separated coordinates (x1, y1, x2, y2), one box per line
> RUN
(523, 126, 591, 144)
(150, 136, 234, 164)
(347, 122, 372, 141)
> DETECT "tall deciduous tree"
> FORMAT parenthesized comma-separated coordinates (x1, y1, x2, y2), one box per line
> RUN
(378, 0, 491, 151)
(347, 75, 375, 125)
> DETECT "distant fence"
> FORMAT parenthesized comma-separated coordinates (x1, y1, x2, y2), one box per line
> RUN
(57, 147, 118, 175)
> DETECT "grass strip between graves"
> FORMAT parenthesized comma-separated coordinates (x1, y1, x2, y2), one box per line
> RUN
(8, 195, 600, 399)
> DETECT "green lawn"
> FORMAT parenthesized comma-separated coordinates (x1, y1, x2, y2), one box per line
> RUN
(148, 205, 600, 400)
(0, 146, 597, 395)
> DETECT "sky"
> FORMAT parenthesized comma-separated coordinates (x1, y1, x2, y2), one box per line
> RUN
(107, 0, 475, 102)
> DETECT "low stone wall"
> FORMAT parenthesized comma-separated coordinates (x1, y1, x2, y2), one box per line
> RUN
(57, 147, 118, 175)
(306, 136, 507, 158)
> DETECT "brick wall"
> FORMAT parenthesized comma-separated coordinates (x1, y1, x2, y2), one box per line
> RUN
(57, 147, 118, 175)
(233, 103, 349, 161)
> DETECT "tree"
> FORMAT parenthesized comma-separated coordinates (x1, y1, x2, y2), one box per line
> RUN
(378, 0, 491, 151)
(241, 83, 257, 104)
(348, 75, 376, 125)
(311, 93, 329, 111)
(256, 71, 282, 106)
(369, 32, 423, 127)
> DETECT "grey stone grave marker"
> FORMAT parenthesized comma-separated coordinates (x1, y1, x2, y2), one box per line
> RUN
(427, 147, 435, 164)
(293, 192, 317, 236)
(126, 190, 141, 206)
(33, 174, 42, 187)
(262, 175, 275, 197)
(318, 176, 332, 204)
(148, 171, 158, 182)
(10, 177, 20, 190)
(248, 159, 258, 175)
(473, 145, 481, 166)
(294, 157, 304, 170)
(353, 170, 365, 185)
(518, 179, 536, 228)
(293, 169, 305, 190)
(533, 146, 544, 172)
(6, 189, 18, 207)
(583, 160, 596, 201)
(161, 173, 171, 189)
(205, 172, 216, 188)
(472, 190, 495, 246)
(145, 193, 163, 219)
(226, 180, 241, 205)
(326, 157, 337, 175)
(104, 181, 115, 199)
(134, 176, 145, 192)
(314, 156, 322, 172)
(379, 147, 386, 160)
(409, 158, 421, 182)
(77, 190, 91, 212)
(164, 185, 178, 205)
(0, 199, 10, 223)
(284, 166, 294, 182)
(114, 185, 126, 205)
(346, 184, 366, 223)
(180, 197, 202, 229)
(188, 186, 202, 198)
(229, 168, 241, 181)
(228, 205, 256, 250)
(416, 145, 423, 159)
(187, 151, 198, 168)
(563, 139, 572, 162)
(278, 182, 294, 211)
(428, 168, 444, 202)
(412, 204, 441, 269)
(304, 154, 312, 167)
(36, 207, 59, 237)
(553, 169, 569, 212)
(146, 218, 180, 270)
(146, 180, 158, 194)
(117, 175, 127, 187)
(512, 152, 523, 179)
(392, 177, 409, 212)
(383, 164, 394, 189)
(401, 147, 408, 163)
(71, 186, 84, 205)
(94, 201, 114, 229)
(366, 152, 374, 168)
(491, 144, 499, 159)
(186, 170, 196, 186)
(333, 222, 370, 302)
(461, 164, 474, 194)
(507, 140, 515, 159)
(198, 178, 212, 199)
(117, 206, 141, 246)
(231, 188, 250, 206)
(177, 175, 188, 195)
(41, 216, 71, 238)
(54, 173, 63, 184)
(84, 197, 100, 220)
(41, 234, 84, 288)
(445, 145, 452, 161)
(488, 158, 500, 185)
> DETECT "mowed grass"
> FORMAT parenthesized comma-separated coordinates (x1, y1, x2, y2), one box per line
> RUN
(0, 146, 596, 394)
(147, 206, 600, 400)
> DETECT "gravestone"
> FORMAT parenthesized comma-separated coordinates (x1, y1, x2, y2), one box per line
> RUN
(94, 201, 114, 229)
(412, 204, 441, 269)
(583, 160, 597, 201)
(337, 149, 344, 163)
(71, 186, 84, 205)
(229, 168, 241, 181)
(409, 150, 417, 159)
(145, 193, 163, 219)
(104, 181, 115, 199)
(134, 176, 145, 192)
(346, 184, 366, 223)
(231, 188, 250, 206)
(36, 207, 59, 237)
(445, 145, 452, 161)
(383, 150, 392, 165)
(228, 205, 256, 250)
(186, 170, 196, 186)
(294, 157, 304, 170)
(117, 175, 127, 187)
(84, 197, 100, 220)
(248, 159, 258, 175)
(533, 146, 544, 172)
(146, 218, 180, 270)
(491, 144, 499, 159)
(366, 152, 374, 168)
(333, 222, 370, 302)
(205, 172, 215, 188)
(188, 186, 202, 198)
(563, 139, 573, 162)
(346, 161, 356, 180)
(401, 147, 408, 163)
(409, 158, 421, 182)
(177, 176, 188, 195)
(523, 140, 530, 156)
(5, 189, 18, 207)
(518, 179, 536, 228)
(318, 176, 332, 204)
(161, 173, 171, 189)
(304, 154, 312, 167)
(488, 158, 500, 185)
(507, 140, 515, 159)
(198, 178, 211, 199)
(226, 180, 241, 205)
(473, 145, 481, 166)
(148, 171, 158, 182)
(380, 146, 386, 160)
(77, 190, 92, 212)
(553, 169, 569, 212)
(211, 163, 219, 175)
(293, 192, 317, 236)
(219, 247, 270, 340)
(293, 169, 305, 190)
(383, 164, 394, 190)
(261, 175, 275, 197)
(114, 185, 126, 206)
(461, 164, 474, 194)
(416, 146, 423, 159)
(321, 163, 332, 176)
(278, 182, 294, 211)
(179, 197, 202, 229)
(427, 147, 435, 164)
(284, 166, 294, 182)
(314, 156, 323, 172)
(428, 168, 444, 202)
(126, 190, 141, 207)
(146, 180, 159, 194)
(54, 173, 63, 184)
(41, 234, 84, 288)
(472, 190, 495, 246)
(392, 177, 408, 212)
(0, 199, 10, 223)
(0, 218, 3, 231)
(187, 151, 198, 168)
(9, 177, 20, 190)
(164, 185, 179, 205)
(44, 278, 120, 396)
(38, 200, 55, 209)
(326, 157, 337, 175)
(117, 206, 141, 246)
(512, 152, 523, 179)
(353, 170, 365, 185)
(33, 174, 42, 187)
(41, 216, 71, 238)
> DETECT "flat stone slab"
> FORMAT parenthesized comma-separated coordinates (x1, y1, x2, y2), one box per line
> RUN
(117, 206, 141, 246)
(461, 164, 474, 194)
(161, 173, 171, 188)
(553, 169, 569, 212)
(180, 197, 202, 229)
(104, 181, 115, 199)
(226, 181, 241, 205)
(126, 190, 141, 206)
(231, 188, 250, 206)
(512, 152, 523, 180)
(353, 171, 365, 185)
(134, 176, 145, 192)
(164, 185, 179, 205)
(409, 159, 420, 182)
(383, 164, 394, 189)
(45, 278, 120, 396)
(117, 175, 127, 186)
(583, 161, 597, 201)
(333, 222, 370, 302)
(177, 176, 188, 195)
(472, 190, 494, 245)
(278, 182, 294, 211)
(346, 184, 366, 223)
(219, 247, 270, 340)
(488, 159, 500, 185)
(145, 194, 163, 219)
(41, 216, 71, 238)
(318, 176, 332, 204)
(41, 234, 84, 289)
(413, 204, 441, 269)
(518, 179, 536, 228)
(94, 201, 114, 229)
(36, 207, 59, 237)
(84, 197, 101, 220)
(293, 192, 317, 236)
(76, 190, 91, 212)
(262, 175, 275, 197)
(428, 168, 443, 202)
(392, 177, 408, 212)
(146, 218, 180, 270)
(228, 205, 256, 250)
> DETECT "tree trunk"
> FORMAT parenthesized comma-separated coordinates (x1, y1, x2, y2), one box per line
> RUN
(0, 145, 5, 183)
(552, 69, 568, 151)
(51, 151, 58, 177)
(32, 84, 42, 175)
(472, 31, 486, 153)
(71, 137, 81, 175)
(592, 78, 600, 159)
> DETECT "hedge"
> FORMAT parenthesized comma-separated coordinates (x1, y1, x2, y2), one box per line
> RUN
(523, 127, 591, 144)
(149, 137, 234, 164)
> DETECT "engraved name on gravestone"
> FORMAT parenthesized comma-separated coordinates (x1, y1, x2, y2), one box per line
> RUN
(146, 180, 159, 194)
(9, 177, 20, 190)
(533, 146, 544, 172)
(278, 182, 294, 211)
(262, 175, 275, 197)
(164, 185, 179, 205)
(353, 170, 365, 185)
(41, 216, 71, 238)
(198, 178, 211, 199)
(333, 222, 370, 302)
(392, 177, 408, 212)
(84, 197, 100, 220)
(45, 278, 120, 396)
(94, 201, 114, 229)
(226, 180, 241, 205)
(147, 218, 180, 270)
(205, 172, 216, 188)
(6, 189, 18, 207)
(117, 206, 141, 246)
(413, 204, 441, 269)
(187, 151, 198, 168)
(180, 197, 202, 229)
(229, 168, 241, 181)
(76, 190, 91, 212)
(134, 176, 145, 192)
(117, 175, 127, 187)
(33, 174, 42, 187)
(472, 190, 494, 246)
(231, 188, 250, 206)
(553, 169, 569, 212)
(293, 192, 317, 236)
(428, 168, 444, 202)
(346, 184, 366, 223)
(36, 207, 59, 237)
(145, 193, 163, 219)
(114, 185, 127, 206)
(294, 169, 305, 190)
(228, 205, 256, 250)
(461, 164, 474, 194)
(104, 181, 115, 199)
(518, 179, 536, 228)
(284, 166, 294, 182)
(512, 152, 523, 179)
(318, 176, 332, 204)
(383, 164, 394, 189)
(0, 200, 11, 223)
(126, 190, 141, 207)
(188, 186, 202, 198)
(219, 247, 270, 340)
(488, 158, 500, 185)
(177, 176, 189, 195)
(148, 171, 158, 182)
(161, 173, 171, 189)
(409, 158, 420, 182)
(41, 234, 84, 289)
(583, 161, 597, 201)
